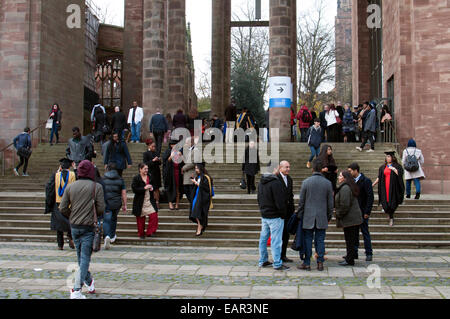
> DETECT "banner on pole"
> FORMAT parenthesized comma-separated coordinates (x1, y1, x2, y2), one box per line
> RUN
(269, 76, 292, 108)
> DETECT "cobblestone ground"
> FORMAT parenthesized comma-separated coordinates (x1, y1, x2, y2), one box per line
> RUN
(0, 242, 449, 299)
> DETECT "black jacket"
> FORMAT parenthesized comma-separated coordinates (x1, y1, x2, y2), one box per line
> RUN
(103, 170, 125, 211)
(111, 111, 127, 133)
(277, 173, 295, 217)
(242, 146, 260, 176)
(319, 110, 327, 129)
(131, 174, 158, 217)
(356, 173, 374, 216)
(257, 174, 286, 219)
(172, 113, 187, 129)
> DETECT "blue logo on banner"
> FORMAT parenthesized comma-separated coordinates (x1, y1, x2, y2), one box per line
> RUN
(269, 98, 291, 108)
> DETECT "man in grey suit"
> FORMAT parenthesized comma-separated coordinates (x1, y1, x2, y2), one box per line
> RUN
(297, 159, 334, 271)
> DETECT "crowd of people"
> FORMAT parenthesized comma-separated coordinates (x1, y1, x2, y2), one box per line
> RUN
(8, 99, 425, 298)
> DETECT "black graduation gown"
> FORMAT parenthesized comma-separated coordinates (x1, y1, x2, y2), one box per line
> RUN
(45, 171, 71, 233)
(242, 146, 260, 176)
(143, 150, 162, 188)
(162, 148, 183, 203)
(377, 163, 405, 215)
(189, 175, 212, 228)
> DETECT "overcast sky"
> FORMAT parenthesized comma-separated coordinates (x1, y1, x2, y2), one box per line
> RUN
(90, 0, 337, 94)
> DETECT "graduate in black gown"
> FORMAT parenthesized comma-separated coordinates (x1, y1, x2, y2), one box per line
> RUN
(143, 140, 162, 208)
(372, 151, 405, 227)
(189, 164, 214, 236)
(162, 139, 184, 210)
(318, 144, 338, 192)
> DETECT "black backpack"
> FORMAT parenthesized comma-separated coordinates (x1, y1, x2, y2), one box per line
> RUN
(404, 149, 420, 172)
(301, 110, 311, 123)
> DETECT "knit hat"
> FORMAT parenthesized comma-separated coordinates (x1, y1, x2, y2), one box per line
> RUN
(77, 160, 95, 181)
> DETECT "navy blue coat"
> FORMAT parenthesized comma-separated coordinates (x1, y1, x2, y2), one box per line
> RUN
(356, 173, 374, 216)
(13, 133, 31, 150)
(150, 113, 168, 133)
(103, 141, 132, 170)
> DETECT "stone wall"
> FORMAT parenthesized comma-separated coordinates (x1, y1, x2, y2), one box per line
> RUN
(97, 24, 123, 60)
(0, 0, 85, 154)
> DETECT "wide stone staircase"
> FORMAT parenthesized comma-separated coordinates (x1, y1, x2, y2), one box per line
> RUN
(0, 142, 449, 249)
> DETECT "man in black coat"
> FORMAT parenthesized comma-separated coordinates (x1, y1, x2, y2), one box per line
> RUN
(111, 107, 127, 140)
(319, 105, 328, 142)
(257, 167, 289, 271)
(276, 161, 295, 263)
(348, 162, 374, 261)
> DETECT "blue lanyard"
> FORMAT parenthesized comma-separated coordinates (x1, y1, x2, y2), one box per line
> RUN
(58, 172, 70, 197)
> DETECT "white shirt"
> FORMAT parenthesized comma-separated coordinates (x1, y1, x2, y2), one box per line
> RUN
(325, 110, 339, 126)
(127, 106, 144, 124)
(280, 172, 288, 187)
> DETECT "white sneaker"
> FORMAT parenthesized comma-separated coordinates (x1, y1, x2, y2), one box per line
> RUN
(104, 236, 111, 250)
(70, 289, 86, 299)
(110, 235, 117, 244)
(13, 168, 19, 176)
(84, 278, 95, 294)
(366, 149, 375, 153)
(356, 147, 362, 152)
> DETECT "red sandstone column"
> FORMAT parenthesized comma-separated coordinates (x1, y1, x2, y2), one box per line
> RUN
(223, 0, 231, 117)
(142, 0, 166, 134)
(123, 0, 144, 115)
(167, 0, 186, 116)
(211, 0, 225, 118)
(269, 0, 297, 142)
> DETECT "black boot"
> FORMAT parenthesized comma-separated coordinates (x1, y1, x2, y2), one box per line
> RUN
(415, 193, 420, 200)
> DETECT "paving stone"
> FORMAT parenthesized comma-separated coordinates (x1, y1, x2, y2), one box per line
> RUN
(39, 262, 74, 271)
(231, 266, 257, 272)
(204, 254, 237, 261)
(327, 267, 354, 277)
(178, 265, 200, 272)
(90, 264, 128, 273)
(166, 284, 208, 297)
(250, 286, 298, 299)
(157, 269, 181, 275)
(407, 269, 439, 277)
(299, 286, 343, 299)
(229, 272, 249, 277)
(196, 266, 232, 276)
(435, 286, 450, 299)
(364, 294, 393, 299)
(204, 285, 252, 298)
(17, 279, 66, 286)
(402, 256, 447, 263)
(381, 268, 411, 277)
(344, 293, 364, 299)
(436, 269, 450, 277)
(121, 282, 171, 293)
(390, 286, 441, 298)
(342, 286, 383, 294)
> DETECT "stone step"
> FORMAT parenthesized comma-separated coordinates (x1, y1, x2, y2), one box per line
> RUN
(0, 233, 448, 249)
(2, 213, 450, 225)
(1, 227, 449, 241)
(1, 219, 449, 233)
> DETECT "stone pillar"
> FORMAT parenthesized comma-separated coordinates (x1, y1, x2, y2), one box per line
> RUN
(167, 0, 186, 116)
(352, 0, 370, 105)
(269, 0, 297, 142)
(211, 0, 231, 118)
(142, 0, 166, 135)
(123, 0, 144, 114)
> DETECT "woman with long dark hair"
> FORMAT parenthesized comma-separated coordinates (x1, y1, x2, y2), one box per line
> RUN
(189, 164, 214, 236)
(49, 103, 62, 145)
(143, 140, 162, 208)
(163, 139, 184, 210)
(325, 104, 340, 142)
(318, 144, 338, 192)
(131, 163, 158, 239)
(373, 151, 405, 226)
(335, 171, 363, 266)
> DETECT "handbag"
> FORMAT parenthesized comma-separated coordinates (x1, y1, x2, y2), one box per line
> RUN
(240, 172, 247, 190)
(91, 182, 102, 253)
(46, 119, 53, 129)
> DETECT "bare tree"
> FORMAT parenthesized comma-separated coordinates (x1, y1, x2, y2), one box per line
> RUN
(297, 0, 336, 108)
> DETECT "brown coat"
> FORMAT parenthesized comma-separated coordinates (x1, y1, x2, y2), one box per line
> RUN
(335, 184, 362, 228)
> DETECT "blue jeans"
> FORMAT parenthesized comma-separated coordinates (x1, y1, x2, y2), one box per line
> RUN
(50, 121, 59, 144)
(356, 217, 373, 256)
(303, 227, 326, 266)
(258, 218, 284, 268)
(308, 146, 320, 162)
(131, 122, 141, 142)
(406, 178, 421, 195)
(103, 209, 119, 239)
(71, 226, 94, 291)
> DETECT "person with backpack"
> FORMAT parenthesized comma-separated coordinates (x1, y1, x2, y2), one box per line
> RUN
(297, 105, 313, 142)
(306, 119, 323, 169)
(402, 139, 425, 200)
(13, 127, 32, 177)
(342, 103, 356, 143)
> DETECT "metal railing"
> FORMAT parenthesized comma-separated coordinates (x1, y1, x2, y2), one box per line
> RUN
(1, 121, 47, 176)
